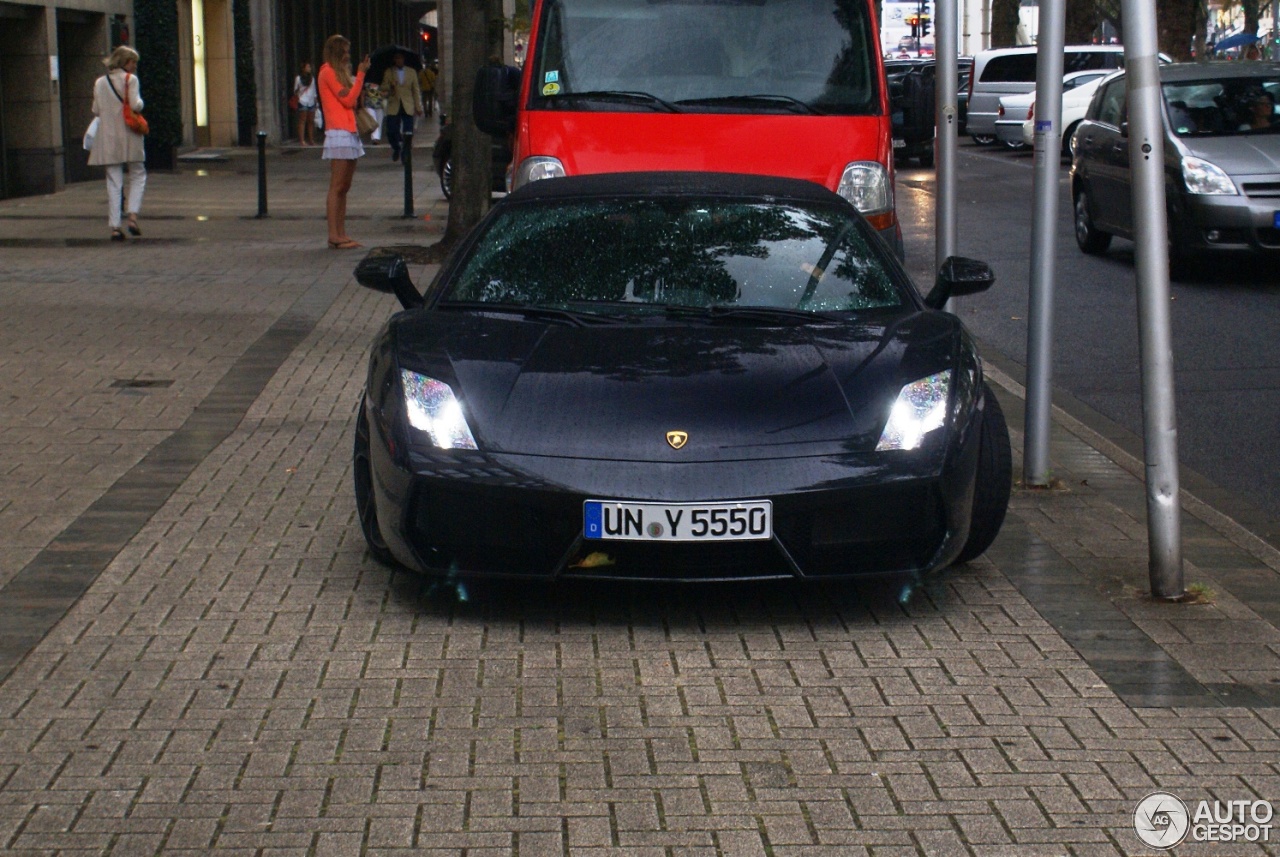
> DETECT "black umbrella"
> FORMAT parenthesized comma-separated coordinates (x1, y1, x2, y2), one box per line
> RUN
(367, 45, 423, 86)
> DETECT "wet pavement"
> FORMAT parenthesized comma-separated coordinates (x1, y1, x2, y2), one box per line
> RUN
(1, 136, 1279, 855)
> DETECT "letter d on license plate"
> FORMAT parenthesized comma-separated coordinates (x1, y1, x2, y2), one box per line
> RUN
(584, 500, 772, 542)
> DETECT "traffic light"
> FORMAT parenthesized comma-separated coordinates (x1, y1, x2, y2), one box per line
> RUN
(920, 15, 930, 37)
(907, 14, 919, 37)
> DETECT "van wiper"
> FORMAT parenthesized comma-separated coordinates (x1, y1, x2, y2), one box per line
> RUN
(553, 90, 681, 112)
(438, 301, 625, 326)
(675, 94, 824, 115)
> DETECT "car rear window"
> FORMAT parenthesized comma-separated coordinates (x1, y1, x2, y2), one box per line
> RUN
(446, 198, 907, 314)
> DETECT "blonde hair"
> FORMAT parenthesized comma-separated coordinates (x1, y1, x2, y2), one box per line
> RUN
(104, 45, 139, 70)
(323, 35, 352, 88)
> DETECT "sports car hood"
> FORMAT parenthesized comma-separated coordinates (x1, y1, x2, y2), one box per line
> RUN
(392, 313, 962, 462)
(1178, 134, 1280, 176)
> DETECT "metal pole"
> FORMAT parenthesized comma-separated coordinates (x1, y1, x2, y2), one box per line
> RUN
(255, 131, 268, 219)
(935, 0, 957, 271)
(1121, 0, 1184, 598)
(402, 130, 415, 218)
(1022, 0, 1065, 486)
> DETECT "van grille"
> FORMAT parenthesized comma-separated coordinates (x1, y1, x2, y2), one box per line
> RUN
(1241, 182, 1280, 199)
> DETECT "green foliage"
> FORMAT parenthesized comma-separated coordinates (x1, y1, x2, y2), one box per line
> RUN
(134, 0, 183, 153)
(234, 0, 258, 145)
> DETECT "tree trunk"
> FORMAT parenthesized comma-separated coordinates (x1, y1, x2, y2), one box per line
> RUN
(441, 0, 496, 249)
(990, 0, 1021, 46)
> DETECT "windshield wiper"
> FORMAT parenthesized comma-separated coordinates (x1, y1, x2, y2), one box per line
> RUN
(674, 94, 824, 115)
(662, 304, 835, 325)
(438, 301, 625, 326)
(551, 90, 681, 112)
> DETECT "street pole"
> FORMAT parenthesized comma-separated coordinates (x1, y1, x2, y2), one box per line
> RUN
(935, 0, 957, 270)
(1022, 0, 1065, 486)
(1122, 0, 1185, 599)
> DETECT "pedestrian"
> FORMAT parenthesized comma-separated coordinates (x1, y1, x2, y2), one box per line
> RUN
(293, 62, 319, 145)
(418, 61, 437, 117)
(318, 34, 371, 250)
(379, 51, 423, 162)
(89, 45, 147, 242)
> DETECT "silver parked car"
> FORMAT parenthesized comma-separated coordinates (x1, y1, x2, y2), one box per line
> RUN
(1072, 63, 1280, 260)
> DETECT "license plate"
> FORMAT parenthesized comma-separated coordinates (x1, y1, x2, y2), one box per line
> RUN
(583, 500, 772, 542)
(1274, 211, 1280, 229)
(893, 138, 906, 149)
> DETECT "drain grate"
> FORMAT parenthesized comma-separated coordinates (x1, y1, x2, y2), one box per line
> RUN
(111, 379, 174, 389)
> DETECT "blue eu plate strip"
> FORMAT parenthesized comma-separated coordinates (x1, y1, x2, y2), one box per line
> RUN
(583, 501, 603, 539)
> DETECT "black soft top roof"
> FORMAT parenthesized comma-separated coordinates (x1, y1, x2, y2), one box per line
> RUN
(503, 171, 851, 207)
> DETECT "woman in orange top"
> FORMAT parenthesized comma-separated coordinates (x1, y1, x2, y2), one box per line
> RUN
(318, 34, 371, 249)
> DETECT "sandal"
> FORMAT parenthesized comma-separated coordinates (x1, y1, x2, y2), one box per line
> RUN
(126, 216, 141, 236)
(328, 239, 362, 249)
(111, 229, 126, 242)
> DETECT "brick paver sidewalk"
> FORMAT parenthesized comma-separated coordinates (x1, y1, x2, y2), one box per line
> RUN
(1, 143, 1278, 855)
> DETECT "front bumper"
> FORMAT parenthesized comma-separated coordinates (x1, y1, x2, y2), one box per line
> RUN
(1173, 184, 1280, 253)
(366, 427, 982, 583)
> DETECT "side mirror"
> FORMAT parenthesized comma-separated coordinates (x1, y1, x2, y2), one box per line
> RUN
(924, 256, 995, 309)
(355, 248, 423, 310)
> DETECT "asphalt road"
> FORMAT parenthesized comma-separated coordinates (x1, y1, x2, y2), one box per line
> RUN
(896, 140, 1280, 531)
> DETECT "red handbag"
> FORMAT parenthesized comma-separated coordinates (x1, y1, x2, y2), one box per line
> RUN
(109, 73, 149, 136)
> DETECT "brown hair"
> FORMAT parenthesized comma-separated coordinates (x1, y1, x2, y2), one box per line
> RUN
(104, 45, 140, 70)
(323, 35, 352, 88)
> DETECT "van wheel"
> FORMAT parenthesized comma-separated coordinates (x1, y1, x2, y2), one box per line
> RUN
(1074, 187, 1111, 254)
(954, 384, 1012, 565)
(439, 158, 453, 200)
(970, 133, 996, 145)
(354, 401, 396, 567)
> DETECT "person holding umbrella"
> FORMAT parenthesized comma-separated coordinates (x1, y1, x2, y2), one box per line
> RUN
(379, 50, 423, 162)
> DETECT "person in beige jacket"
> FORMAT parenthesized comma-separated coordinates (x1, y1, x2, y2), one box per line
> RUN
(88, 45, 147, 241)
(379, 51, 423, 162)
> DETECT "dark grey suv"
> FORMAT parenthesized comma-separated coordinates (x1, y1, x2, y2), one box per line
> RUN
(1071, 62, 1280, 260)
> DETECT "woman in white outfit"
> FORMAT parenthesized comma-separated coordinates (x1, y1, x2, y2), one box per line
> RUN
(89, 45, 147, 241)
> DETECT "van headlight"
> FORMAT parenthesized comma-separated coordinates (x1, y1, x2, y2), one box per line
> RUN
(401, 370, 478, 450)
(514, 156, 566, 189)
(837, 161, 892, 215)
(876, 371, 952, 451)
(1182, 157, 1236, 195)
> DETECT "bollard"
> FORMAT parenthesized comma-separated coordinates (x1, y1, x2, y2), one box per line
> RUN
(402, 131, 414, 218)
(256, 131, 268, 218)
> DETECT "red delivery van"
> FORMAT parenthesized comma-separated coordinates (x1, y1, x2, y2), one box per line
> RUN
(508, 0, 901, 254)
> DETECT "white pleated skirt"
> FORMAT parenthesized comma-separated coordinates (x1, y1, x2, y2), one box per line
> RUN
(322, 129, 365, 160)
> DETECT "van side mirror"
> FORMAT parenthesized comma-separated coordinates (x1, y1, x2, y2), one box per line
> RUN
(924, 256, 995, 309)
(355, 248, 423, 310)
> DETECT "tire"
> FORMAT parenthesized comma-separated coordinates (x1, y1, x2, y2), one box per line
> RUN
(970, 133, 996, 145)
(954, 383, 1012, 565)
(354, 400, 397, 567)
(1073, 187, 1112, 254)
(1002, 138, 1028, 151)
(439, 158, 453, 200)
(1061, 121, 1081, 158)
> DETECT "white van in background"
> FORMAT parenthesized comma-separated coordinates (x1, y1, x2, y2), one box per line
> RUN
(966, 45, 1132, 145)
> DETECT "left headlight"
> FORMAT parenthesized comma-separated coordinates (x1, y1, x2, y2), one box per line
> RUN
(1181, 156, 1236, 196)
(401, 370, 478, 450)
(876, 370, 952, 451)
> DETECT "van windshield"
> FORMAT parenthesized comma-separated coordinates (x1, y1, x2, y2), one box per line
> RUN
(529, 0, 881, 115)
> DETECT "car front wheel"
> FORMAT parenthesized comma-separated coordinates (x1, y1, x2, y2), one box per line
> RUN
(1074, 187, 1112, 254)
(954, 383, 1012, 565)
(354, 399, 396, 566)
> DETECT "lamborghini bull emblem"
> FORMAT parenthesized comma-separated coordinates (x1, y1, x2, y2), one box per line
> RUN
(666, 430, 689, 450)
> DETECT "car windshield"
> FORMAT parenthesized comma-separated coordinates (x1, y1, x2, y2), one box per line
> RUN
(444, 197, 906, 315)
(529, 0, 880, 114)
(1163, 77, 1280, 136)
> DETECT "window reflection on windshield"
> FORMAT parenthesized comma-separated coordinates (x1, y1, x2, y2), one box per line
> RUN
(1164, 78, 1280, 136)
(531, 0, 879, 114)
(446, 199, 905, 313)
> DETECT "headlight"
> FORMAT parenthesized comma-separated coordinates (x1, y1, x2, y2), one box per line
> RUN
(876, 370, 952, 451)
(837, 161, 892, 215)
(1181, 156, 1236, 195)
(513, 156, 566, 189)
(400, 370, 478, 450)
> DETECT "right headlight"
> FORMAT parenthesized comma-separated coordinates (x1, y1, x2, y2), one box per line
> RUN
(513, 156, 566, 189)
(400, 370, 478, 450)
(1181, 156, 1237, 195)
